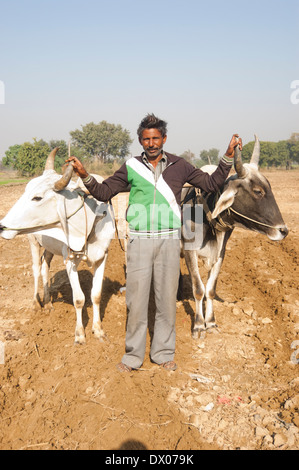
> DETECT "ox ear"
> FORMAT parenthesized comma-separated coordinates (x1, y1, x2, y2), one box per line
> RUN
(211, 186, 237, 219)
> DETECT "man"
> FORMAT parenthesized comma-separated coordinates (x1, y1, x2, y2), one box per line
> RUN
(67, 114, 242, 372)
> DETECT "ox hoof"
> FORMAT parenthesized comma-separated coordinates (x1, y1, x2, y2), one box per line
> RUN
(43, 302, 54, 313)
(205, 322, 218, 331)
(75, 328, 86, 345)
(75, 336, 86, 345)
(192, 330, 199, 340)
(32, 300, 42, 313)
(192, 327, 205, 339)
(92, 327, 107, 342)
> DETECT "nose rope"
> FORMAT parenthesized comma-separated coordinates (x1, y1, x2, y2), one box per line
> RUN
(229, 207, 282, 230)
(1, 195, 86, 233)
(181, 188, 283, 233)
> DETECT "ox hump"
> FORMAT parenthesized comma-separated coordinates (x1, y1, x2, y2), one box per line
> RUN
(201, 164, 217, 175)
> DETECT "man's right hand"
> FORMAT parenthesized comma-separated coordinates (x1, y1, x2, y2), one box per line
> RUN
(66, 157, 89, 179)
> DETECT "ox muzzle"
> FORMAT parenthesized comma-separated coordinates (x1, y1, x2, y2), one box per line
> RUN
(279, 225, 289, 237)
(0, 223, 18, 239)
(267, 224, 289, 241)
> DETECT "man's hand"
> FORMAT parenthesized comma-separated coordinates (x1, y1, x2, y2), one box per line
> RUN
(225, 134, 243, 158)
(66, 157, 89, 179)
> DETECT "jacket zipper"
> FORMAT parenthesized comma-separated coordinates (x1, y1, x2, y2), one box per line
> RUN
(151, 161, 174, 234)
(151, 180, 157, 233)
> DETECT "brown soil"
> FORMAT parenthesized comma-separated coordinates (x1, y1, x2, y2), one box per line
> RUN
(0, 170, 298, 450)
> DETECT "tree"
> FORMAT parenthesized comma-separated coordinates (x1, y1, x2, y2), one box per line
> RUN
(242, 139, 293, 169)
(290, 132, 299, 142)
(276, 141, 290, 169)
(241, 141, 254, 163)
(70, 121, 133, 162)
(2, 144, 22, 169)
(242, 141, 270, 167)
(288, 138, 299, 165)
(48, 140, 69, 170)
(180, 150, 195, 164)
(48, 140, 87, 170)
(194, 148, 220, 168)
(16, 139, 50, 176)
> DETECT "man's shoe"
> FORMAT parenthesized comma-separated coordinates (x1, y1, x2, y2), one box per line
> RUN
(161, 361, 177, 371)
(116, 362, 133, 373)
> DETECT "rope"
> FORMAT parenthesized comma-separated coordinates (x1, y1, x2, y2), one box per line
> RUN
(228, 207, 278, 229)
(2, 194, 85, 233)
(182, 188, 278, 232)
(109, 200, 127, 252)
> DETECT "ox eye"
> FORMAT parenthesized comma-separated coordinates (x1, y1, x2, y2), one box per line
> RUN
(32, 196, 42, 201)
(253, 188, 264, 198)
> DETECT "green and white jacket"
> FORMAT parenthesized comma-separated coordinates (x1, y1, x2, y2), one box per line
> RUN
(83, 152, 233, 238)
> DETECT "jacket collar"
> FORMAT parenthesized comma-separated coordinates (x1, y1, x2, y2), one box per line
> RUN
(164, 152, 181, 164)
(135, 151, 180, 166)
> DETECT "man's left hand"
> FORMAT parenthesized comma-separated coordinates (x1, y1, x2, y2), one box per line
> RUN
(66, 156, 89, 179)
(225, 134, 243, 158)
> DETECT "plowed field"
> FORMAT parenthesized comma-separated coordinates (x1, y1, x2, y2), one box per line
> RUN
(0, 170, 298, 450)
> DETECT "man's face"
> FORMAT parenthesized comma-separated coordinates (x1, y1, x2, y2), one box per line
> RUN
(139, 128, 167, 160)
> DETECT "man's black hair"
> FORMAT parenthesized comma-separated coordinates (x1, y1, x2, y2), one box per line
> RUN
(137, 113, 168, 139)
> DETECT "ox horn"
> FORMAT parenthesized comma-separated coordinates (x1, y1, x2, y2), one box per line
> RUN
(45, 147, 60, 171)
(234, 141, 247, 179)
(54, 163, 74, 192)
(250, 134, 260, 167)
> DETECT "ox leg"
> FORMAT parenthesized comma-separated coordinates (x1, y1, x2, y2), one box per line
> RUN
(91, 253, 108, 341)
(65, 259, 86, 345)
(184, 250, 205, 338)
(205, 258, 223, 329)
(28, 234, 42, 312)
(41, 250, 54, 311)
(205, 231, 232, 330)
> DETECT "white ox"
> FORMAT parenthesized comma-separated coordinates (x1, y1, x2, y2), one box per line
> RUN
(0, 148, 115, 344)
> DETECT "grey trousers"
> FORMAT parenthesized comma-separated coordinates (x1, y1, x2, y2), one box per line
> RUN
(122, 237, 181, 369)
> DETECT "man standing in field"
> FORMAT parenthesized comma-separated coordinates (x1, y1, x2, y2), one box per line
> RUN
(68, 114, 242, 372)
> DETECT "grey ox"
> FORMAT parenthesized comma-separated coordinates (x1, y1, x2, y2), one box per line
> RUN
(181, 135, 288, 338)
(0, 148, 115, 344)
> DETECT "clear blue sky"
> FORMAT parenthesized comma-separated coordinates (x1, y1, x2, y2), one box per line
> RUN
(0, 0, 298, 159)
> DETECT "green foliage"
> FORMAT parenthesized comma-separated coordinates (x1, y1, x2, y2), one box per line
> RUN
(2, 119, 133, 177)
(0, 178, 29, 186)
(3, 139, 51, 176)
(2, 139, 89, 176)
(70, 121, 133, 162)
(2, 144, 22, 169)
(16, 139, 50, 176)
(194, 148, 220, 168)
(242, 138, 299, 169)
(289, 139, 299, 164)
(3, 125, 299, 177)
(1, 122, 132, 177)
(48, 140, 69, 170)
(180, 150, 195, 164)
